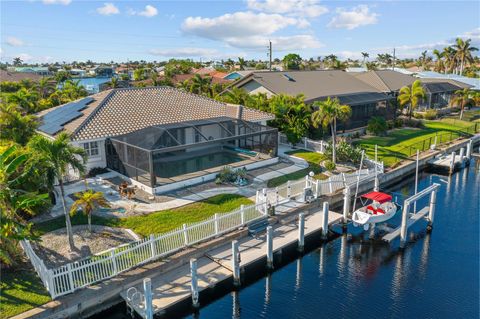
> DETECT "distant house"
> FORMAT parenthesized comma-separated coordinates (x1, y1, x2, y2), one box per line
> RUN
(0, 69, 44, 82)
(414, 71, 480, 91)
(68, 68, 87, 77)
(90, 65, 114, 78)
(354, 70, 472, 109)
(7, 66, 51, 76)
(36, 87, 275, 194)
(224, 70, 254, 80)
(229, 70, 394, 131)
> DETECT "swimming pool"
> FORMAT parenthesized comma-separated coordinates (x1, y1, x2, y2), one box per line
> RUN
(154, 151, 248, 179)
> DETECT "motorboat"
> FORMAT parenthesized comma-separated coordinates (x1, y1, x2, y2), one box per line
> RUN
(352, 191, 401, 231)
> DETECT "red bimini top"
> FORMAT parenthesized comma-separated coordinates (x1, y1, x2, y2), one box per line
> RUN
(361, 191, 392, 204)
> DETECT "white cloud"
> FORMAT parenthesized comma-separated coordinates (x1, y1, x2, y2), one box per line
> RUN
(138, 5, 158, 17)
(6, 36, 25, 47)
(328, 5, 378, 30)
(247, 0, 328, 18)
(149, 47, 219, 57)
(42, 0, 71, 5)
(96, 3, 120, 16)
(228, 35, 323, 50)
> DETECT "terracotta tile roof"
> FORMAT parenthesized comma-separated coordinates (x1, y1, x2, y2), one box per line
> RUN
(37, 86, 273, 141)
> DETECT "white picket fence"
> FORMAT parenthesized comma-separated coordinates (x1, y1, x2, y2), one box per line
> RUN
(279, 133, 328, 153)
(21, 203, 266, 299)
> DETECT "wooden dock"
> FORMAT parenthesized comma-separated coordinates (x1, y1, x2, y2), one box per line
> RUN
(121, 207, 342, 317)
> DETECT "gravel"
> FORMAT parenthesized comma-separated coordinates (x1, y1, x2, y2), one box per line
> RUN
(33, 225, 138, 268)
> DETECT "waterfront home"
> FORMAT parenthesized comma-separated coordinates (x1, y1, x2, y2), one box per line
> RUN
(36, 87, 276, 194)
(89, 65, 115, 77)
(7, 66, 51, 76)
(229, 70, 395, 131)
(354, 70, 472, 109)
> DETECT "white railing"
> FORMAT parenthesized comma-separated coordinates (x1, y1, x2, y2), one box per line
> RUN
(278, 133, 328, 154)
(21, 203, 266, 299)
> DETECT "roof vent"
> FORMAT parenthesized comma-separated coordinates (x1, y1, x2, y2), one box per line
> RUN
(283, 73, 295, 82)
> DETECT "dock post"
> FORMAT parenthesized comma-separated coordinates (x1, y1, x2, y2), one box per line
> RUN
(298, 213, 305, 252)
(190, 258, 199, 308)
(305, 175, 309, 188)
(399, 202, 410, 248)
(232, 241, 241, 286)
(427, 190, 437, 231)
(266, 226, 274, 269)
(321, 202, 329, 239)
(466, 140, 472, 160)
(143, 278, 153, 319)
(459, 147, 465, 161)
(449, 151, 456, 174)
(342, 187, 350, 228)
(374, 177, 379, 192)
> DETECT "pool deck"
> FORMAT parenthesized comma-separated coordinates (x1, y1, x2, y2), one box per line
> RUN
(121, 206, 342, 317)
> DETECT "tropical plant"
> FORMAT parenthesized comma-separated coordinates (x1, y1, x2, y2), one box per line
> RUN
(432, 49, 445, 73)
(0, 146, 48, 266)
(13, 57, 23, 66)
(311, 97, 352, 163)
(0, 103, 38, 145)
(397, 80, 426, 119)
(54, 70, 71, 84)
(451, 88, 473, 120)
(36, 77, 55, 99)
(27, 133, 86, 250)
(361, 52, 369, 65)
(282, 53, 302, 70)
(452, 38, 478, 75)
(189, 74, 212, 95)
(110, 76, 119, 88)
(7, 88, 39, 113)
(238, 57, 246, 70)
(367, 116, 388, 136)
(70, 189, 110, 233)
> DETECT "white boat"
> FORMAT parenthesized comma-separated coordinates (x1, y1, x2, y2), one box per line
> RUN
(352, 191, 401, 231)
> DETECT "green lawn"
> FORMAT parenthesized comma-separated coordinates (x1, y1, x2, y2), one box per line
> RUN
(267, 150, 328, 187)
(35, 194, 253, 237)
(355, 119, 479, 167)
(0, 265, 51, 319)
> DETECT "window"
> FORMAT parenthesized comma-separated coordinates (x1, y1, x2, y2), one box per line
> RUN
(83, 141, 99, 157)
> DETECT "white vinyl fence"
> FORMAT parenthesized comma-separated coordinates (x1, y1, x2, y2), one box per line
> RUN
(279, 133, 328, 153)
(21, 203, 266, 299)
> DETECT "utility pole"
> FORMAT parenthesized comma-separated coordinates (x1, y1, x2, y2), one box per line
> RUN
(268, 40, 272, 71)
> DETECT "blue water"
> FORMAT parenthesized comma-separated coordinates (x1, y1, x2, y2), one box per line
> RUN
(92, 160, 479, 319)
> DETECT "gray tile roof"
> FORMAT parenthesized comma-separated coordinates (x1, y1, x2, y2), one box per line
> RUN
(37, 86, 273, 141)
(354, 70, 416, 92)
(234, 70, 387, 103)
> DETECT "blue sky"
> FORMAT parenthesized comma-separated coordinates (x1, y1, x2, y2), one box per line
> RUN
(1, 0, 479, 63)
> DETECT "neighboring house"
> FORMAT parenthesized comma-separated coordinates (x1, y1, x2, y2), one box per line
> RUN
(229, 70, 395, 131)
(354, 70, 472, 109)
(346, 67, 368, 73)
(168, 73, 232, 86)
(414, 71, 480, 91)
(7, 66, 51, 76)
(224, 70, 255, 80)
(89, 65, 114, 77)
(69, 68, 87, 77)
(36, 87, 276, 194)
(0, 69, 44, 82)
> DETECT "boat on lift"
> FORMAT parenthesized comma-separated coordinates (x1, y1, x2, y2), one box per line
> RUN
(352, 191, 401, 230)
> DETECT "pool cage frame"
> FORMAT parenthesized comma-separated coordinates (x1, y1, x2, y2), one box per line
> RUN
(105, 117, 278, 189)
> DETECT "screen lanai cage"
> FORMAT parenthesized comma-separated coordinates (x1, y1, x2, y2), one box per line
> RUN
(106, 117, 278, 189)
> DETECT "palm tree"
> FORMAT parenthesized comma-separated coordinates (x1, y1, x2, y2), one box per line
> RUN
(238, 57, 246, 70)
(452, 38, 478, 75)
(70, 190, 110, 233)
(397, 80, 426, 119)
(110, 76, 119, 88)
(432, 49, 445, 73)
(0, 146, 48, 266)
(0, 103, 38, 145)
(443, 46, 457, 74)
(361, 52, 369, 66)
(311, 97, 351, 163)
(7, 88, 39, 114)
(27, 133, 86, 251)
(451, 88, 473, 120)
(36, 77, 54, 99)
(189, 74, 211, 95)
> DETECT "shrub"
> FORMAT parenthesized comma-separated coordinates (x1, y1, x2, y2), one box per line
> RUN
(325, 141, 363, 164)
(413, 112, 423, 119)
(367, 116, 388, 136)
(215, 166, 248, 184)
(386, 120, 395, 130)
(394, 118, 403, 128)
(424, 109, 438, 120)
(402, 118, 424, 128)
(324, 160, 336, 171)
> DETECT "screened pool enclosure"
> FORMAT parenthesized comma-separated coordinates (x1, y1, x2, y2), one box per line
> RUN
(106, 117, 278, 188)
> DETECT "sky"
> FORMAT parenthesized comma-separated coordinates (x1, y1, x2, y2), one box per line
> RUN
(0, 0, 479, 63)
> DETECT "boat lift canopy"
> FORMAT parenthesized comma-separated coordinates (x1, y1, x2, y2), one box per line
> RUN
(361, 191, 392, 204)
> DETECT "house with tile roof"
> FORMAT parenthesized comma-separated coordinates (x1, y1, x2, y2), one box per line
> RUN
(36, 86, 276, 194)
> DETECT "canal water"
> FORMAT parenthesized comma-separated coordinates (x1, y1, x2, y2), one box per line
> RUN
(94, 159, 479, 319)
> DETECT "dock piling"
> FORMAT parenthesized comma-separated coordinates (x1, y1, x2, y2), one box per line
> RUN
(449, 151, 456, 174)
(459, 147, 465, 161)
(232, 241, 241, 286)
(342, 187, 350, 227)
(190, 258, 199, 308)
(399, 202, 410, 248)
(143, 278, 153, 319)
(321, 202, 329, 239)
(266, 226, 273, 269)
(466, 140, 472, 160)
(298, 213, 305, 252)
(427, 190, 436, 231)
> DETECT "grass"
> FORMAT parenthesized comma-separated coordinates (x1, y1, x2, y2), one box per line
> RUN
(355, 119, 479, 167)
(267, 150, 328, 187)
(0, 264, 51, 318)
(34, 194, 253, 237)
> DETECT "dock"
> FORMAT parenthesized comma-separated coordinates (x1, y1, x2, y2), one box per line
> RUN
(427, 140, 473, 174)
(121, 207, 342, 318)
